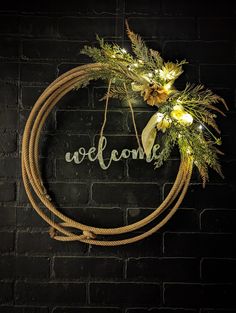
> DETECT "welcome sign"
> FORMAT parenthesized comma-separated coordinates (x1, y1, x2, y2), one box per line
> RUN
(65, 136, 161, 170)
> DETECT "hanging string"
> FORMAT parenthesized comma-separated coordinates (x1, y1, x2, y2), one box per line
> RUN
(99, 80, 142, 151)
(99, 79, 112, 141)
(123, 82, 142, 149)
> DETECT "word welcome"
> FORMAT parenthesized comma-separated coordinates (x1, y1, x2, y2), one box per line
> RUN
(65, 136, 160, 170)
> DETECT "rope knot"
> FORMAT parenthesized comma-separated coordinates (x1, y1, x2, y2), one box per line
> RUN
(82, 230, 96, 240)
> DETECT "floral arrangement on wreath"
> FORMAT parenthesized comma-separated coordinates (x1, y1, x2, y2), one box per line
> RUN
(79, 22, 228, 187)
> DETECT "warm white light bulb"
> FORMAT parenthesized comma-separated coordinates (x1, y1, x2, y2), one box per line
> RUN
(164, 83, 172, 90)
(148, 72, 153, 78)
(182, 113, 193, 125)
(198, 124, 203, 130)
(121, 48, 127, 53)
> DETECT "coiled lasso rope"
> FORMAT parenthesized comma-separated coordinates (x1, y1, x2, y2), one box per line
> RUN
(21, 63, 193, 246)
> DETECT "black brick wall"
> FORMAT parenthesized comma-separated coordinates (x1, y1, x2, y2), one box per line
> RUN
(0, 0, 236, 312)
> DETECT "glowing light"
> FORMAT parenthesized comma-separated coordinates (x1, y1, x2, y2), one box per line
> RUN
(164, 83, 172, 91)
(121, 48, 127, 53)
(198, 124, 203, 130)
(111, 54, 116, 58)
(148, 73, 153, 78)
(181, 113, 193, 125)
(186, 147, 192, 155)
(138, 59, 143, 64)
(133, 63, 139, 67)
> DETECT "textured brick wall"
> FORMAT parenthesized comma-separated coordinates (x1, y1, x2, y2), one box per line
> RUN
(0, 0, 236, 312)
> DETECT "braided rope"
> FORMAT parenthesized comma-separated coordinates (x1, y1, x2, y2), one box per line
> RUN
(21, 63, 193, 246)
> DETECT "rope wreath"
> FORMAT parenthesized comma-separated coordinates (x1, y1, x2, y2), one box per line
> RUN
(21, 25, 227, 246)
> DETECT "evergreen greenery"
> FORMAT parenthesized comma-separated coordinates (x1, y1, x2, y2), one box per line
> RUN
(78, 22, 228, 186)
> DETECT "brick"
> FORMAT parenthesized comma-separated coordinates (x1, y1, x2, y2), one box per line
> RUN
(40, 134, 91, 158)
(0, 110, 17, 130)
(163, 0, 234, 16)
(128, 159, 180, 183)
(19, 109, 55, 133)
(0, 15, 18, 34)
(0, 158, 17, 178)
(219, 112, 236, 136)
(23, 40, 88, 62)
(199, 18, 236, 39)
(54, 257, 123, 280)
(164, 233, 236, 257)
(17, 256, 50, 279)
(223, 160, 236, 185)
(20, 16, 58, 38)
(201, 309, 235, 313)
(201, 258, 236, 282)
(0, 256, 14, 279)
(92, 183, 160, 207)
(0, 133, 17, 153)
(0, 256, 49, 279)
(126, 309, 197, 313)
(21, 85, 46, 109)
(0, 62, 18, 81)
(20, 63, 56, 83)
(57, 88, 89, 109)
(128, 208, 199, 232)
(0, 231, 14, 253)
(16, 206, 50, 228)
(90, 234, 162, 257)
(164, 184, 234, 209)
(0, 182, 16, 202)
(0, 38, 19, 58)
(164, 283, 236, 308)
(56, 158, 125, 181)
(211, 88, 235, 106)
(0, 282, 13, 304)
(0, 83, 18, 108)
(19, 181, 89, 206)
(0, 307, 49, 313)
(48, 182, 89, 205)
(58, 17, 118, 39)
(127, 258, 199, 282)
(222, 135, 236, 157)
(52, 308, 120, 313)
(17, 231, 88, 255)
(125, 0, 161, 15)
(90, 283, 161, 305)
(163, 41, 234, 63)
(201, 209, 236, 232)
(126, 18, 195, 39)
(200, 65, 236, 88)
(0, 206, 15, 227)
(15, 282, 86, 305)
(18, 0, 117, 15)
(55, 207, 125, 228)
(56, 110, 125, 133)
